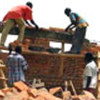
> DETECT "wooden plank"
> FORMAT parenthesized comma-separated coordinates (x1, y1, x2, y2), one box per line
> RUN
(0, 46, 84, 58)
(0, 64, 5, 68)
(59, 57, 64, 77)
(0, 69, 8, 88)
(0, 26, 73, 43)
(0, 24, 90, 44)
(0, 77, 7, 80)
(69, 80, 77, 96)
(97, 52, 100, 99)
(0, 60, 8, 88)
(61, 41, 65, 53)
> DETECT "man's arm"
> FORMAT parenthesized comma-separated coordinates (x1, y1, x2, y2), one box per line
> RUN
(30, 19, 39, 29)
(65, 23, 73, 32)
(25, 20, 39, 29)
(86, 76, 92, 88)
(25, 20, 31, 26)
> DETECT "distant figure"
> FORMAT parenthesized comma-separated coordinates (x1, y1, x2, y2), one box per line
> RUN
(6, 46, 28, 86)
(64, 8, 88, 54)
(0, 2, 39, 46)
(83, 52, 98, 95)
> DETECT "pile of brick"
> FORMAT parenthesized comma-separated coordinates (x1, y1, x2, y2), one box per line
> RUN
(9, 39, 31, 50)
(81, 43, 100, 55)
(9, 38, 50, 51)
(0, 81, 97, 100)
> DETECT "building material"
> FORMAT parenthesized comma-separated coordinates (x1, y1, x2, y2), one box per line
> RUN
(0, 60, 8, 88)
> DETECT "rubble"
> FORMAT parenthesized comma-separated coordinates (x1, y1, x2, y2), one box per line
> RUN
(0, 81, 97, 100)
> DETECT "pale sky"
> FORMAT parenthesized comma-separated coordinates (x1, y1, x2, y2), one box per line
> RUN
(0, 0, 100, 48)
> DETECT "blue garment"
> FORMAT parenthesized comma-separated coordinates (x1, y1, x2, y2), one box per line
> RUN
(69, 13, 87, 25)
(6, 53, 28, 86)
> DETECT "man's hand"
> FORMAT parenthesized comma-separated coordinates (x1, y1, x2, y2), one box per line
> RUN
(65, 27, 69, 32)
(35, 25, 39, 29)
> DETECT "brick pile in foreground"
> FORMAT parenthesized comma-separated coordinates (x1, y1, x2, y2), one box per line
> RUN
(0, 81, 97, 100)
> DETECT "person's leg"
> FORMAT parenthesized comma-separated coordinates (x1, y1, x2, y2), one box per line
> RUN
(15, 18, 26, 42)
(76, 27, 86, 53)
(70, 27, 86, 54)
(0, 19, 15, 46)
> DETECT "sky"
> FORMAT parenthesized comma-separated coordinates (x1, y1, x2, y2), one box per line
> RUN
(0, 0, 100, 50)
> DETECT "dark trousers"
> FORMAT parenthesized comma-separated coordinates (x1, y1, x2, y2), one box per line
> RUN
(70, 27, 87, 54)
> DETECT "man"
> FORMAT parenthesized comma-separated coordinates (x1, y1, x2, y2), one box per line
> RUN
(6, 45, 28, 86)
(0, 2, 39, 46)
(83, 52, 98, 95)
(64, 8, 88, 54)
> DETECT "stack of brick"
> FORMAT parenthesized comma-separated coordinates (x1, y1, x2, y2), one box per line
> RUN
(9, 39, 32, 50)
(81, 42, 100, 55)
(33, 38, 50, 49)
(0, 81, 96, 100)
(9, 37, 50, 51)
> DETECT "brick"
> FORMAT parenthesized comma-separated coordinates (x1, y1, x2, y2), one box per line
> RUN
(39, 92, 62, 100)
(3, 90, 29, 100)
(37, 88, 48, 93)
(17, 90, 29, 100)
(49, 87, 63, 95)
(63, 91, 72, 100)
(28, 96, 36, 100)
(72, 95, 80, 100)
(27, 88, 38, 97)
(1, 88, 11, 94)
(14, 81, 29, 91)
(0, 90, 5, 97)
(83, 90, 96, 100)
(11, 87, 19, 94)
(3, 91, 14, 100)
(34, 95, 45, 100)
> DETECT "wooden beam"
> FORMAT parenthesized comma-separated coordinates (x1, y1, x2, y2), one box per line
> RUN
(0, 26, 73, 43)
(0, 46, 84, 58)
(97, 52, 100, 99)
(61, 41, 65, 53)
(0, 24, 90, 44)
(59, 57, 64, 77)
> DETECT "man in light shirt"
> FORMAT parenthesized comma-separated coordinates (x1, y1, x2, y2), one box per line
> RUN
(83, 52, 98, 95)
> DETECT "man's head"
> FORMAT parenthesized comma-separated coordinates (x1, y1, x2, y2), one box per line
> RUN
(26, 2, 33, 8)
(64, 8, 71, 16)
(84, 52, 94, 63)
(15, 45, 22, 54)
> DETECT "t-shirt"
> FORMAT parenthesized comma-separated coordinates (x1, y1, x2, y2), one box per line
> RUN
(3, 5, 33, 21)
(83, 61, 98, 89)
(69, 13, 88, 28)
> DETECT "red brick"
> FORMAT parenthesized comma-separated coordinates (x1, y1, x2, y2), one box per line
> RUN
(49, 87, 63, 95)
(1, 88, 11, 94)
(82, 90, 96, 100)
(14, 81, 29, 91)
(28, 88, 38, 97)
(39, 92, 62, 100)
(0, 90, 5, 97)
(63, 91, 72, 100)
